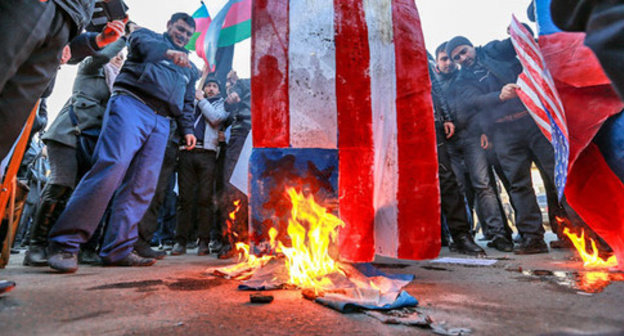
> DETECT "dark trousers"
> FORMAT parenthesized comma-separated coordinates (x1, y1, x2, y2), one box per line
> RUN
(49, 95, 169, 263)
(220, 125, 251, 244)
(493, 116, 554, 239)
(136, 136, 179, 247)
(0, 0, 71, 159)
(447, 130, 507, 239)
(437, 132, 471, 240)
(176, 149, 217, 243)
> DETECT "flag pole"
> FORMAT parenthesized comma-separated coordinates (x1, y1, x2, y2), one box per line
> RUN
(197, 62, 210, 90)
(0, 100, 38, 268)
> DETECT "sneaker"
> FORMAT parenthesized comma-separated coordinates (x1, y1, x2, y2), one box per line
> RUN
(208, 240, 223, 254)
(0, 280, 16, 295)
(48, 251, 79, 273)
(514, 237, 549, 255)
(490, 236, 514, 252)
(197, 240, 210, 256)
(170, 242, 186, 256)
(23, 245, 48, 266)
(134, 244, 166, 260)
(218, 244, 236, 259)
(78, 249, 102, 265)
(105, 251, 157, 267)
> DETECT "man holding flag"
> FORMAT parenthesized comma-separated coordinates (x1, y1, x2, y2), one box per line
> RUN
(448, 35, 555, 255)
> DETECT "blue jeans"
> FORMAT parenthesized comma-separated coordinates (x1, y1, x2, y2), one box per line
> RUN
(447, 131, 507, 239)
(49, 95, 170, 263)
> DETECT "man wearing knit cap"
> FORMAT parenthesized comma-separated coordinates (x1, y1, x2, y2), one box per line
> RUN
(434, 38, 512, 253)
(171, 75, 228, 256)
(448, 35, 555, 255)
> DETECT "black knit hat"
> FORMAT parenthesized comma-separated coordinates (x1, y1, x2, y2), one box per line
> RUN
(203, 74, 221, 88)
(445, 36, 473, 57)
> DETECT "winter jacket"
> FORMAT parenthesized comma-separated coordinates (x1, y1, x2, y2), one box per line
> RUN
(43, 38, 126, 148)
(195, 97, 228, 151)
(114, 28, 199, 136)
(225, 78, 251, 131)
(452, 38, 526, 134)
(53, 0, 95, 38)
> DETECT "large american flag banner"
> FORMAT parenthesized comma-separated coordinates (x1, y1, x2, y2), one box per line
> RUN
(250, 0, 440, 262)
(509, 15, 569, 199)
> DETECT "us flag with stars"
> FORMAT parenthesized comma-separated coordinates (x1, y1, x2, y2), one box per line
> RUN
(509, 15, 569, 200)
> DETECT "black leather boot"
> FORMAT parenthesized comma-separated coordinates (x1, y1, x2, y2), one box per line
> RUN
(23, 184, 72, 266)
(451, 234, 486, 256)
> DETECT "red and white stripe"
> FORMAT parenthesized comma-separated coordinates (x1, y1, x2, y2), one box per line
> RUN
(251, 0, 439, 262)
(509, 16, 569, 141)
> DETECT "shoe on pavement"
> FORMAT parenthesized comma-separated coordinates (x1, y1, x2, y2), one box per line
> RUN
(549, 239, 573, 249)
(197, 240, 210, 256)
(491, 236, 514, 252)
(209, 240, 223, 254)
(105, 252, 156, 267)
(451, 234, 486, 257)
(0, 280, 16, 295)
(514, 237, 549, 255)
(23, 245, 48, 266)
(170, 242, 186, 256)
(218, 244, 236, 259)
(78, 249, 102, 265)
(134, 244, 166, 260)
(48, 251, 78, 273)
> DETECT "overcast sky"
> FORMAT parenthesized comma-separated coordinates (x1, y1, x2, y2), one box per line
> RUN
(45, 0, 532, 123)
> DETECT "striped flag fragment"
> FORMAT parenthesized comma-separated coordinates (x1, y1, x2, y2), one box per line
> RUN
(250, 0, 440, 262)
(509, 15, 569, 199)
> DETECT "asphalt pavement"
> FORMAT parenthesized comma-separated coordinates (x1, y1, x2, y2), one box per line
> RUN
(1, 236, 623, 336)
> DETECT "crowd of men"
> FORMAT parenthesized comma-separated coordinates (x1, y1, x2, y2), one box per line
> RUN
(0, 0, 622, 286)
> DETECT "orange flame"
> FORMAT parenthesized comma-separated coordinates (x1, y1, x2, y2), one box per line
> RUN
(215, 188, 346, 292)
(563, 227, 618, 269)
(275, 188, 346, 292)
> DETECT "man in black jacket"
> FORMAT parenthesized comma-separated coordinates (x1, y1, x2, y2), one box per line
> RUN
(0, 0, 128, 160)
(433, 39, 512, 253)
(47, 13, 199, 273)
(448, 35, 554, 254)
(428, 52, 485, 257)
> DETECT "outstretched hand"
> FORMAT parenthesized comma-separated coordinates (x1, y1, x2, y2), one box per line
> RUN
(95, 18, 127, 48)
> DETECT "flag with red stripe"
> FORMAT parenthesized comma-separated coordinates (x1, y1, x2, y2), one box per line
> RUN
(509, 15, 569, 199)
(250, 0, 439, 262)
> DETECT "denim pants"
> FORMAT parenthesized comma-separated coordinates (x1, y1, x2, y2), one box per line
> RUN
(49, 95, 170, 263)
(447, 131, 508, 239)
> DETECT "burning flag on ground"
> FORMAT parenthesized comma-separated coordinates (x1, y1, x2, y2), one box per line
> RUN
(208, 188, 418, 312)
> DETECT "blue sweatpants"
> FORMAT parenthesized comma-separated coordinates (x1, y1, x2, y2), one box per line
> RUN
(49, 95, 170, 263)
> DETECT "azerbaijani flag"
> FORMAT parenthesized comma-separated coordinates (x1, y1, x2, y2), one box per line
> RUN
(185, 1, 211, 64)
(188, 0, 251, 70)
(218, 0, 251, 47)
